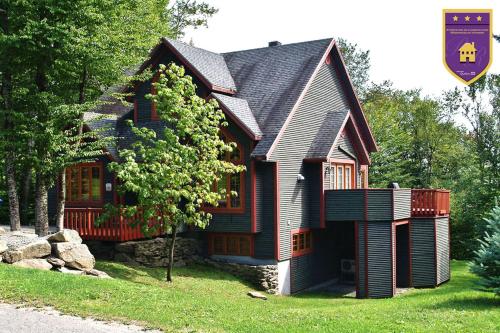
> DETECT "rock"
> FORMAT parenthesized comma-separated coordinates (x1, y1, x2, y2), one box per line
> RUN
(0, 227, 6, 235)
(13, 259, 53, 271)
(47, 230, 82, 244)
(114, 252, 137, 265)
(3, 250, 23, 263)
(247, 291, 267, 300)
(0, 240, 7, 254)
(85, 269, 112, 279)
(52, 242, 95, 270)
(8, 239, 51, 261)
(114, 242, 135, 254)
(0, 255, 3, 262)
(46, 257, 65, 268)
(57, 267, 84, 275)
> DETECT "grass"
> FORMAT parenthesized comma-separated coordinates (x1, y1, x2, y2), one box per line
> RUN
(0, 260, 498, 333)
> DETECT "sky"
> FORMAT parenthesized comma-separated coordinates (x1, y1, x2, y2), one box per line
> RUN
(184, 0, 499, 97)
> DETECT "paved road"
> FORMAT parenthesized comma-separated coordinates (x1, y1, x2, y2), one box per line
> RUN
(0, 303, 162, 333)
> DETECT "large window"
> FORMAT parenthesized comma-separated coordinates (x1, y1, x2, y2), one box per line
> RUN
(292, 230, 312, 257)
(209, 234, 252, 256)
(329, 162, 355, 190)
(65, 163, 102, 203)
(208, 130, 245, 212)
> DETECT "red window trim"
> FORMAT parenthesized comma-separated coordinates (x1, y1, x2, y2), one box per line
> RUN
(65, 162, 104, 207)
(291, 228, 313, 257)
(208, 233, 254, 257)
(204, 128, 246, 214)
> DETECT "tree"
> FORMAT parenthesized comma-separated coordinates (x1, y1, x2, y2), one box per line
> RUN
(106, 63, 244, 282)
(167, 0, 218, 38)
(470, 200, 500, 295)
(337, 38, 371, 99)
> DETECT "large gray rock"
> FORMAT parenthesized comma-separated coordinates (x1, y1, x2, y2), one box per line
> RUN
(0, 240, 7, 254)
(46, 257, 65, 268)
(47, 230, 82, 244)
(85, 269, 112, 279)
(3, 239, 51, 263)
(57, 267, 85, 275)
(13, 259, 53, 271)
(52, 242, 95, 270)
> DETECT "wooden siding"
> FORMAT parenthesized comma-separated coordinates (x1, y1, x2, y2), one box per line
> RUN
(410, 218, 437, 287)
(290, 254, 314, 293)
(270, 61, 349, 260)
(253, 161, 276, 258)
(436, 217, 450, 284)
(393, 189, 412, 220)
(366, 191, 393, 221)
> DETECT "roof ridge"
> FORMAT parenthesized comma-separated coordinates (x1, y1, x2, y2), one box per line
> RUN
(162, 37, 224, 57)
(222, 37, 334, 55)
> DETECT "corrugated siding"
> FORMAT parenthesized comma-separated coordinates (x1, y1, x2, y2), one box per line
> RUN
(367, 190, 392, 221)
(410, 218, 436, 287)
(436, 217, 450, 284)
(290, 254, 314, 293)
(305, 163, 321, 229)
(357, 222, 366, 298)
(393, 189, 411, 220)
(270, 62, 349, 260)
(366, 222, 394, 298)
(205, 121, 252, 233)
(254, 162, 275, 258)
(325, 190, 365, 221)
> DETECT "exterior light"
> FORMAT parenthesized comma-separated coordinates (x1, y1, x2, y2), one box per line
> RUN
(297, 174, 305, 182)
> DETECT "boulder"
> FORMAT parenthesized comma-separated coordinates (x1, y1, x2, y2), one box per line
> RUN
(0, 226, 6, 235)
(0, 240, 7, 254)
(47, 230, 82, 244)
(85, 269, 112, 279)
(3, 239, 51, 263)
(247, 291, 268, 300)
(13, 259, 53, 271)
(52, 242, 95, 270)
(57, 267, 85, 275)
(46, 257, 65, 268)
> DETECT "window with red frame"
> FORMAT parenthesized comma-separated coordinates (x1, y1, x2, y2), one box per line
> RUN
(210, 131, 245, 211)
(65, 163, 102, 203)
(292, 230, 312, 256)
(210, 234, 252, 256)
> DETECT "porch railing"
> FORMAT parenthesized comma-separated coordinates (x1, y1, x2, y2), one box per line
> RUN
(411, 189, 450, 217)
(63, 208, 160, 241)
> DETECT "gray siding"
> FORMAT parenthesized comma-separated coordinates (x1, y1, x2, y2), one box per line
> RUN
(325, 190, 365, 221)
(366, 190, 392, 221)
(290, 254, 314, 293)
(253, 162, 275, 259)
(305, 163, 322, 229)
(436, 217, 450, 284)
(357, 222, 366, 298)
(136, 80, 154, 122)
(410, 218, 437, 287)
(366, 222, 394, 298)
(393, 189, 411, 220)
(270, 61, 349, 260)
(331, 134, 356, 160)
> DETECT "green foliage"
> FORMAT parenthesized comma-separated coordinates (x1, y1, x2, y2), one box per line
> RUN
(470, 201, 500, 295)
(337, 38, 370, 98)
(107, 63, 244, 235)
(167, 0, 218, 38)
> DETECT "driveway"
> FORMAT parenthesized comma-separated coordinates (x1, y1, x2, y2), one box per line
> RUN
(0, 303, 161, 333)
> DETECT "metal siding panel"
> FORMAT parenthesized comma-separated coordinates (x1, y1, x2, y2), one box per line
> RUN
(306, 163, 321, 229)
(357, 222, 366, 297)
(325, 190, 365, 221)
(366, 222, 394, 298)
(436, 217, 450, 284)
(271, 63, 349, 260)
(254, 162, 276, 258)
(331, 135, 356, 160)
(393, 189, 411, 220)
(291, 254, 315, 293)
(367, 190, 392, 221)
(410, 218, 437, 287)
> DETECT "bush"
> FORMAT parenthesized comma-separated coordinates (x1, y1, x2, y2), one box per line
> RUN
(469, 200, 500, 295)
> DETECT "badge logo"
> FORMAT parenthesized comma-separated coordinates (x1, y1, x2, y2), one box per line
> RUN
(443, 9, 493, 85)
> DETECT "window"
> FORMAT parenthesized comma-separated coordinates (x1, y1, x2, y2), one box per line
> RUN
(330, 162, 355, 189)
(209, 234, 252, 256)
(208, 130, 245, 211)
(292, 230, 312, 256)
(360, 167, 368, 189)
(65, 163, 102, 203)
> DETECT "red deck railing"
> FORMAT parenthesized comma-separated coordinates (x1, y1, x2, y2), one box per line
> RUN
(411, 189, 450, 217)
(64, 208, 161, 241)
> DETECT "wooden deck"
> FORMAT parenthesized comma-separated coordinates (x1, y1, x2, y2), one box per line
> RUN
(411, 189, 450, 217)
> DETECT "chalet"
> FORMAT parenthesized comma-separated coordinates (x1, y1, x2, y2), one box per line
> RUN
(49, 38, 451, 298)
(459, 42, 477, 63)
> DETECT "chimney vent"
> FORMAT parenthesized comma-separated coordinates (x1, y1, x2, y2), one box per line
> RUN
(268, 41, 282, 47)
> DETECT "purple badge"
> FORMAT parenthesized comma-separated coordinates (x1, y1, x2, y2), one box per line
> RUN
(443, 9, 493, 85)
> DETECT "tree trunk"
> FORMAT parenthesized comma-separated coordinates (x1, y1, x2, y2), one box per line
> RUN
(166, 225, 178, 282)
(55, 170, 66, 231)
(5, 154, 21, 231)
(35, 174, 49, 236)
(20, 170, 32, 225)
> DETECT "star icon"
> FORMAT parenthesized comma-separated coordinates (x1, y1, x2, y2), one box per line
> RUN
(453, 15, 459, 22)
(477, 15, 482, 22)
(465, 16, 470, 22)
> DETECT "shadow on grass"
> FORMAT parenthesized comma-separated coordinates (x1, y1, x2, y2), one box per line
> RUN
(429, 296, 500, 310)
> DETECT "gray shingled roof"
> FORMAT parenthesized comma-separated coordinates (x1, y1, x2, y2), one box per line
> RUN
(165, 38, 237, 92)
(306, 109, 349, 159)
(223, 38, 333, 157)
(83, 112, 120, 159)
(211, 93, 262, 139)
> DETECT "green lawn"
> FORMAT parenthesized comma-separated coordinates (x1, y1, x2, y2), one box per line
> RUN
(0, 260, 498, 333)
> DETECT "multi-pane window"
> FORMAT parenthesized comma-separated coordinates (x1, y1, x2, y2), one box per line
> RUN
(65, 163, 102, 202)
(292, 230, 312, 256)
(329, 162, 355, 190)
(210, 234, 252, 256)
(210, 131, 244, 211)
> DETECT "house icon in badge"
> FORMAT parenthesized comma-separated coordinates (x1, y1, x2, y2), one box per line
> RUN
(459, 42, 477, 63)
